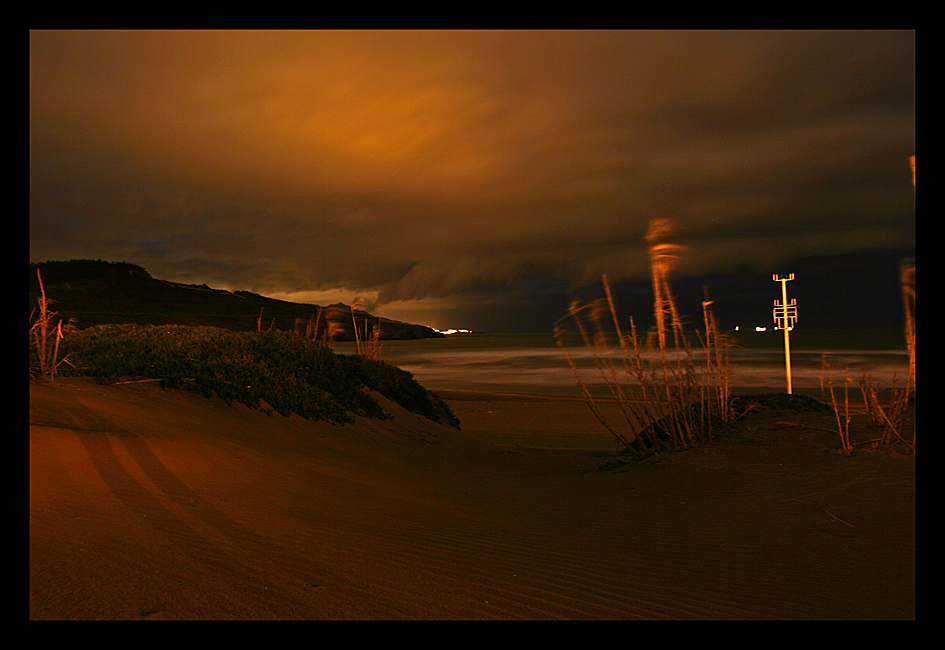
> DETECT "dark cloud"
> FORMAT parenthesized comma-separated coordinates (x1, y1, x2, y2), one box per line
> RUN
(30, 30, 914, 331)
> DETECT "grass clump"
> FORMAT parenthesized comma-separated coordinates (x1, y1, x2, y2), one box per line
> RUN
(818, 258, 914, 456)
(56, 323, 459, 428)
(29, 269, 74, 381)
(555, 219, 735, 458)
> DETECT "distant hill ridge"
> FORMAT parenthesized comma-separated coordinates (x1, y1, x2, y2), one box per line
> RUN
(29, 259, 443, 341)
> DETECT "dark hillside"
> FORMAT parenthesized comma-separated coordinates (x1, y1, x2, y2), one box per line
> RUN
(29, 260, 443, 341)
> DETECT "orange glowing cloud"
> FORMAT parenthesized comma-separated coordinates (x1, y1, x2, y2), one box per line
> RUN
(30, 30, 914, 332)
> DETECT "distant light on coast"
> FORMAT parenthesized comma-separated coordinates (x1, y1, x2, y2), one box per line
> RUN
(435, 328, 473, 335)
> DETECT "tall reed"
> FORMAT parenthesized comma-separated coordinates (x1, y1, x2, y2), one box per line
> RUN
(30, 269, 70, 380)
(699, 286, 733, 430)
(901, 258, 915, 390)
(859, 259, 914, 454)
(820, 259, 915, 455)
(349, 302, 384, 360)
(295, 307, 326, 342)
(351, 302, 363, 355)
(555, 219, 734, 456)
(824, 370, 855, 456)
(362, 317, 384, 361)
(257, 307, 275, 332)
(310, 306, 323, 341)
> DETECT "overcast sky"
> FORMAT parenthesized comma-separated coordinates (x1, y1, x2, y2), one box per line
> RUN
(30, 30, 915, 331)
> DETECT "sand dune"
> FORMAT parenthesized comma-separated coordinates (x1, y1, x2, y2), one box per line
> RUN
(30, 378, 914, 619)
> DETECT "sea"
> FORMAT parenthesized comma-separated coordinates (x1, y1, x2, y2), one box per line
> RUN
(332, 329, 913, 399)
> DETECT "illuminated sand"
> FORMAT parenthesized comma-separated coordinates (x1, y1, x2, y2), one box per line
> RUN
(30, 378, 914, 619)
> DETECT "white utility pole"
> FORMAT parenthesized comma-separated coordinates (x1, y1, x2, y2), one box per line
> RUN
(773, 274, 798, 394)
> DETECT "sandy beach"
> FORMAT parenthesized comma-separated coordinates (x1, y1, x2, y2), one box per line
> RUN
(29, 377, 915, 620)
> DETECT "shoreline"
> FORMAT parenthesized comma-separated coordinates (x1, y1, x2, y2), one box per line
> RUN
(433, 385, 846, 402)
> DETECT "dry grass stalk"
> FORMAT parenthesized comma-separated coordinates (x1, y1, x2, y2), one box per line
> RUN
(325, 320, 343, 343)
(258, 308, 275, 332)
(900, 259, 915, 389)
(351, 302, 363, 356)
(30, 269, 69, 381)
(823, 369, 854, 456)
(362, 319, 384, 361)
(821, 259, 915, 455)
(296, 308, 324, 341)
(349, 302, 384, 360)
(555, 330, 639, 453)
(820, 352, 834, 400)
(860, 373, 914, 454)
(699, 286, 733, 430)
(311, 307, 323, 341)
(863, 258, 914, 454)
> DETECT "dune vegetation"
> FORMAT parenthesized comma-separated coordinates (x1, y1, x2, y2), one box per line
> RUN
(31, 318, 458, 429)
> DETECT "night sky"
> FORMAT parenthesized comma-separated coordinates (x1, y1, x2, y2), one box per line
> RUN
(30, 30, 915, 332)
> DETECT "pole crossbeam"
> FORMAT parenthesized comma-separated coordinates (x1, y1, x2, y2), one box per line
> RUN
(773, 300, 797, 329)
